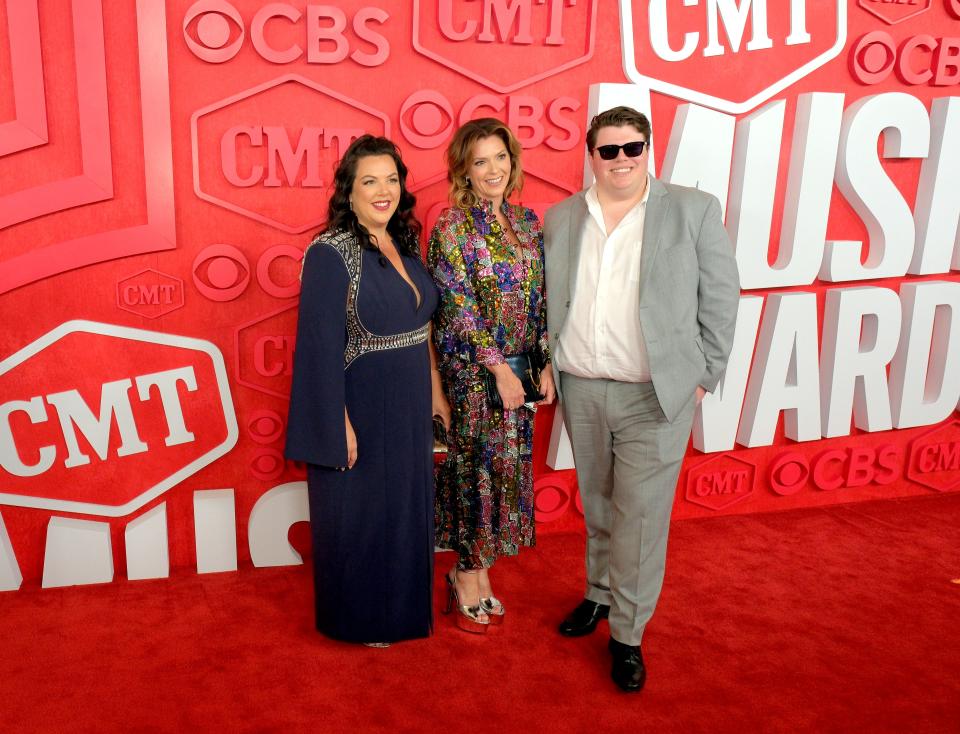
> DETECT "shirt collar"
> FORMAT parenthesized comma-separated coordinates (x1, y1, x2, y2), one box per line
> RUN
(585, 175, 651, 209)
(585, 175, 650, 227)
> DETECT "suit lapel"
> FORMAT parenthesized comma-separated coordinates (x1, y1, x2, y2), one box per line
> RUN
(566, 194, 589, 301)
(638, 177, 670, 288)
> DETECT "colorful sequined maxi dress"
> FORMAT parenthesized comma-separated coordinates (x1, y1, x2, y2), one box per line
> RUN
(285, 230, 439, 643)
(429, 200, 550, 570)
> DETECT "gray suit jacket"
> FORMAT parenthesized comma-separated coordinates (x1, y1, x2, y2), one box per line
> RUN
(543, 177, 740, 422)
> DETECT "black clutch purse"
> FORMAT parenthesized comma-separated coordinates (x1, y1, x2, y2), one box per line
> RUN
(484, 352, 546, 409)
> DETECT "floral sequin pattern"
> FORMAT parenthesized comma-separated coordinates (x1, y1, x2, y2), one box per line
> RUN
(428, 200, 549, 569)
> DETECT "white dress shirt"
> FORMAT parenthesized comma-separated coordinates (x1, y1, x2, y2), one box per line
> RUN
(554, 180, 651, 382)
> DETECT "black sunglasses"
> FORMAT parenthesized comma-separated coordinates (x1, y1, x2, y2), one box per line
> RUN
(594, 141, 647, 160)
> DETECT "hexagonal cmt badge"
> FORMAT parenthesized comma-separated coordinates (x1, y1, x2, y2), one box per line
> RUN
(191, 74, 389, 234)
(0, 321, 238, 517)
(233, 304, 298, 400)
(685, 454, 756, 511)
(620, 0, 847, 114)
(857, 0, 931, 26)
(116, 269, 184, 319)
(907, 419, 960, 493)
(413, 0, 598, 93)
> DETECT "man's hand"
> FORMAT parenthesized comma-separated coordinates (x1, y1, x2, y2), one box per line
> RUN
(695, 385, 707, 405)
(538, 363, 556, 405)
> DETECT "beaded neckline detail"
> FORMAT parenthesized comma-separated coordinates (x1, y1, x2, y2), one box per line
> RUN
(317, 230, 429, 369)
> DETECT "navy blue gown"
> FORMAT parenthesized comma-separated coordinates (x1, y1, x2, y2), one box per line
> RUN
(285, 230, 439, 643)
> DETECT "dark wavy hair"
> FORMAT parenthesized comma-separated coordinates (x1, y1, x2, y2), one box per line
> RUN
(323, 135, 421, 256)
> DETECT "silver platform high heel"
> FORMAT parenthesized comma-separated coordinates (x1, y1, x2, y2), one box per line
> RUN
(443, 569, 489, 634)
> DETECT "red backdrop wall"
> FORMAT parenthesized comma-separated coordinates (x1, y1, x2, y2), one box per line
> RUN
(1, 0, 959, 586)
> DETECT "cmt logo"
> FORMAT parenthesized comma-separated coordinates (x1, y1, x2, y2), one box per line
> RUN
(116, 269, 184, 319)
(685, 454, 755, 511)
(0, 321, 238, 517)
(191, 75, 389, 234)
(619, 0, 847, 113)
(907, 420, 960, 492)
(219, 126, 361, 189)
(413, 0, 597, 92)
(234, 305, 299, 399)
(915, 442, 960, 472)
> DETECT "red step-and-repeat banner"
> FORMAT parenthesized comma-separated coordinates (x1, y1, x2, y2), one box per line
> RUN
(1, 0, 958, 588)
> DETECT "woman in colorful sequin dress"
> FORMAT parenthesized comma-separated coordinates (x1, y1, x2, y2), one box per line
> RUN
(429, 119, 556, 633)
(286, 136, 450, 646)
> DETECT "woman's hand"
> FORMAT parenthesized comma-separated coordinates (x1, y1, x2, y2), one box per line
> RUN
(344, 408, 358, 470)
(428, 330, 451, 430)
(490, 363, 526, 410)
(538, 363, 556, 405)
(432, 371, 452, 431)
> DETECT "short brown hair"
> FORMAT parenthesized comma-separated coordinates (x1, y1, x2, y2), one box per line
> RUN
(586, 106, 651, 152)
(446, 118, 524, 209)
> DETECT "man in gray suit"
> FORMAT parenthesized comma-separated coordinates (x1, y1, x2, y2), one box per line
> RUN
(544, 106, 740, 692)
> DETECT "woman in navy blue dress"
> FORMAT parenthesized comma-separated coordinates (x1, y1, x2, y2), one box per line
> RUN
(285, 136, 449, 645)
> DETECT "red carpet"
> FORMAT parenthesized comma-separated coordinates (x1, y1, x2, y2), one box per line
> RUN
(2, 493, 959, 734)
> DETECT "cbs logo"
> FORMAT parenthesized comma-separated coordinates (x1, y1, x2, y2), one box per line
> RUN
(182, 0, 390, 66)
(192, 244, 303, 302)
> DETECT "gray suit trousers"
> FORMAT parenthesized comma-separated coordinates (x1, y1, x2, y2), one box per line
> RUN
(560, 373, 695, 646)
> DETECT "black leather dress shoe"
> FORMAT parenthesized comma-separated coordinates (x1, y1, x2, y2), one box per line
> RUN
(558, 599, 609, 636)
(608, 638, 646, 692)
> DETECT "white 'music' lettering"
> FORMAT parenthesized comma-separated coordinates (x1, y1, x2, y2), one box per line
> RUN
(823, 93, 930, 282)
(3, 481, 311, 590)
(730, 93, 844, 289)
(912, 98, 960, 275)
(720, 93, 960, 290)
(661, 103, 736, 217)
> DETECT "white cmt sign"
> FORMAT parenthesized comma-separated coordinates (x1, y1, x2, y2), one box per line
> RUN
(0, 321, 239, 517)
(619, 0, 847, 114)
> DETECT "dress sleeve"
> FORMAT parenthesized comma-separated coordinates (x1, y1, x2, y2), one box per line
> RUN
(428, 212, 505, 368)
(530, 211, 551, 362)
(284, 242, 350, 468)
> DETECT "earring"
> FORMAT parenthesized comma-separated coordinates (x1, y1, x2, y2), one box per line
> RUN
(349, 199, 353, 210)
